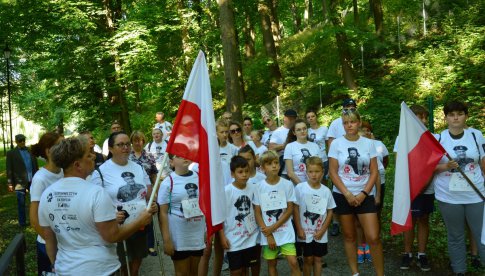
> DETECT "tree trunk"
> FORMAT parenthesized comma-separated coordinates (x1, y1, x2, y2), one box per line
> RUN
(290, 0, 302, 33)
(269, 0, 281, 41)
(102, 0, 132, 133)
(218, 0, 244, 122)
(370, 0, 384, 39)
(258, 0, 283, 91)
(353, 0, 359, 26)
(329, 0, 358, 90)
(322, 0, 329, 22)
(178, 0, 193, 73)
(243, 8, 256, 58)
(304, 0, 313, 27)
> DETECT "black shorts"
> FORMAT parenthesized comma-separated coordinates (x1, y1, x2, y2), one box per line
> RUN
(297, 241, 328, 257)
(411, 193, 435, 218)
(333, 192, 377, 215)
(117, 231, 148, 263)
(227, 246, 260, 270)
(171, 249, 204, 261)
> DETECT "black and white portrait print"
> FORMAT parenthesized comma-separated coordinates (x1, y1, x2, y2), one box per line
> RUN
(309, 133, 316, 142)
(452, 145, 474, 172)
(266, 209, 283, 223)
(303, 209, 319, 225)
(234, 195, 251, 222)
(185, 183, 198, 199)
(117, 172, 145, 203)
(300, 148, 312, 164)
(344, 147, 365, 175)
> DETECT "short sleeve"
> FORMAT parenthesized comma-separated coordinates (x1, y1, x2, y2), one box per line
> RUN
(157, 177, 171, 205)
(30, 176, 46, 202)
(328, 139, 339, 159)
(38, 197, 49, 227)
(283, 143, 292, 160)
(93, 188, 117, 222)
(368, 140, 377, 158)
(286, 180, 296, 203)
(253, 184, 261, 206)
(326, 189, 337, 209)
(294, 185, 301, 206)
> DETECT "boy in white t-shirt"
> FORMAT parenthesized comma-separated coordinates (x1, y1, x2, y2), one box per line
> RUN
(294, 157, 335, 276)
(220, 156, 260, 275)
(253, 150, 301, 276)
(158, 154, 205, 276)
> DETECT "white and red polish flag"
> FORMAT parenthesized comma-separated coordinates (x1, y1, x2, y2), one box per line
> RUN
(166, 51, 225, 238)
(391, 102, 446, 235)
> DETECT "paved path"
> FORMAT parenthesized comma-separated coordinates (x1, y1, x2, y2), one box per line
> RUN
(140, 220, 449, 276)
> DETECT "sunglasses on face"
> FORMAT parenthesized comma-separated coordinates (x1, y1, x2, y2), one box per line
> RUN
(230, 128, 242, 134)
(342, 107, 357, 115)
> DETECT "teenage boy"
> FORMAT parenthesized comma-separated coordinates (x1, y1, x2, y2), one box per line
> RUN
(217, 119, 239, 164)
(254, 150, 301, 276)
(220, 156, 260, 275)
(294, 157, 335, 276)
(395, 104, 433, 271)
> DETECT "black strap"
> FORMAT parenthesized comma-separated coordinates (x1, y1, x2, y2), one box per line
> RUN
(95, 167, 104, 188)
(470, 132, 481, 159)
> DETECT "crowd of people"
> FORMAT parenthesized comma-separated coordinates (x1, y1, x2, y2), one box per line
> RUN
(5, 100, 485, 276)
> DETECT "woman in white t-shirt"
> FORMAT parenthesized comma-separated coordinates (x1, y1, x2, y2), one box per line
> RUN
(229, 121, 247, 149)
(433, 101, 485, 274)
(29, 132, 64, 275)
(306, 109, 329, 174)
(284, 119, 322, 185)
(328, 110, 383, 276)
(91, 132, 155, 276)
(39, 136, 154, 276)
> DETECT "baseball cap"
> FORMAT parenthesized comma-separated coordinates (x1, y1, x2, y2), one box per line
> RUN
(15, 134, 26, 141)
(342, 98, 357, 107)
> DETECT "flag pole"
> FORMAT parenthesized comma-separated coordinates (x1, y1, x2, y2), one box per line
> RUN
(147, 153, 170, 210)
(444, 153, 485, 201)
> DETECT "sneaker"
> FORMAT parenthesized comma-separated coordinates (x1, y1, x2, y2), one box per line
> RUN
(364, 244, 372, 263)
(357, 246, 365, 264)
(417, 255, 431, 271)
(330, 223, 340, 236)
(400, 253, 412, 270)
(297, 256, 303, 271)
(321, 261, 327, 268)
(471, 255, 483, 270)
(148, 248, 157, 256)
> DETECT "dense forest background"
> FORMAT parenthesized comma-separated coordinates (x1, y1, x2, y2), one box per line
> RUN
(0, 0, 484, 143)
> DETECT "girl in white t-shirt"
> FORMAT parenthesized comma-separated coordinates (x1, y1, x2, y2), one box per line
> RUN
(29, 132, 64, 275)
(249, 130, 268, 161)
(217, 119, 239, 164)
(158, 154, 205, 276)
(305, 110, 329, 165)
(294, 157, 336, 276)
(328, 110, 383, 276)
(284, 119, 323, 185)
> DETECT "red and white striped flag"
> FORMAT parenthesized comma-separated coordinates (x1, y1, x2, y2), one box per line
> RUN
(391, 102, 446, 235)
(166, 51, 225, 238)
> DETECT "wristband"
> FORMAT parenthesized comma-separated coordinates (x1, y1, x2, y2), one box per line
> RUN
(360, 190, 369, 197)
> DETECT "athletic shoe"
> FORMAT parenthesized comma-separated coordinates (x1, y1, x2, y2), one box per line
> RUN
(297, 256, 303, 271)
(148, 248, 157, 256)
(330, 223, 340, 236)
(357, 246, 365, 264)
(417, 255, 431, 271)
(364, 244, 372, 263)
(400, 253, 412, 270)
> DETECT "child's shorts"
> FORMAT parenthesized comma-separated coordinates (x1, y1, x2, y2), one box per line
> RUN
(227, 245, 260, 270)
(297, 241, 328, 257)
(262, 243, 296, 260)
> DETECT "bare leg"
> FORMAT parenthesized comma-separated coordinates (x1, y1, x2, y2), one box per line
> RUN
(358, 213, 384, 276)
(339, 214, 358, 274)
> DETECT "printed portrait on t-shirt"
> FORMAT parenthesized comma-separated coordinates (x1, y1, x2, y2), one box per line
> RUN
(344, 147, 366, 175)
(300, 148, 312, 165)
(117, 172, 146, 203)
(266, 209, 283, 222)
(452, 145, 474, 172)
(265, 134, 272, 147)
(309, 133, 316, 142)
(185, 183, 198, 199)
(303, 209, 319, 225)
(234, 195, 251, 222)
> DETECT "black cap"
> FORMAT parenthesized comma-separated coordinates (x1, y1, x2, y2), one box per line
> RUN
(121, 172, 135, 178)
(284, 109, 298, 117)
(453, 146, 468, 151)
(15, 134, 26, 141)
(342, 98, 357, 107)
(185, 183, 197, 190)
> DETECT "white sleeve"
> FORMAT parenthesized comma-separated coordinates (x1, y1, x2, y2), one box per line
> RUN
(90, 169, 103, 187)
(294, 185, 301, 206)
(93, 189, 117, 222)
(38, 197, 49, 227)
(328, 139, 339, 159)
(286, 181, 296, 203)
(326, 119, 339, 139)
(158, 177, 171, 205)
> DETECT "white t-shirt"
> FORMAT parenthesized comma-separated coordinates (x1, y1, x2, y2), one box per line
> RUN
(327, 117, 345, 140)
(158, 171, 205, 251)
(433, 129, 485, 204)
(144, 140, 168, 161)
(248, 141, 268, 158)
(253, 178, 296, 246)
(38, 177, 119, 275)
(31, 167, 64, 243)
(284, 141, 323, 183)
(220, 143, 239, 164)
(328, 136, 377, 195)
(223, 184, 259, 252)
(91, 160, 150, 224)
(262, 130, 274, 147)
(102, 138, 109, 156)
(294, 182, 336, 243)
(155, 121, 172, 141)
(394, 135, 434, 194)
(270, 126, 290, 155)
(374, 140, 389, 184)
(308, 126, 329, 161)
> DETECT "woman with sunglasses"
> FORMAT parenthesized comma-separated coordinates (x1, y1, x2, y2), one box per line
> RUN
(262, 115, 278, 147)
(328, 110, 383, 276)
(229, 121, 247, 149)
(91, 131, 158, 276)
